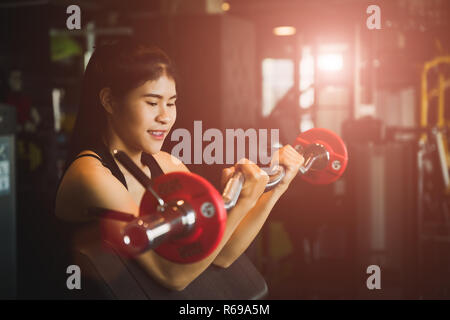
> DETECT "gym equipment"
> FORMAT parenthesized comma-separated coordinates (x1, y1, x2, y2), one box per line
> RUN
(0, 104, 17, 299)
(73, 240, 267, 299)
(420, 56, 450, 191)
(262, 127, 347, 187)
(95, 128, 348, 263)
(122, 170, 227, 264)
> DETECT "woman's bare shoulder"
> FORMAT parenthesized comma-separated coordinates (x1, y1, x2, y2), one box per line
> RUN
(153, 151, 189, 173)
(55, 150, 139, 222)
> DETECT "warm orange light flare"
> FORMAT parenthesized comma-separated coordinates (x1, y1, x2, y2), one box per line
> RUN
(318, 53, 343, 71)
(273, 26, 296, 36)
(221, 2, 230, 12)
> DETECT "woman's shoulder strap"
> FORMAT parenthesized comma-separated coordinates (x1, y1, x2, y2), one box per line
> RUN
(72, 144, 128, 190)
(74, 153, 104, 164)
(141, 152, 164, 179)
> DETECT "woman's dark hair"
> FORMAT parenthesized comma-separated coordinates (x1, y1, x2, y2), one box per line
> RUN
(63, 39, 177, 173)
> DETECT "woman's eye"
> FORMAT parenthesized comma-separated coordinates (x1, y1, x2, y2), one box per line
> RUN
(146, 102, 158, 106)
(167, 103, 176, 107)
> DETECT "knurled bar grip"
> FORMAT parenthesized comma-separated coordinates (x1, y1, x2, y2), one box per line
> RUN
(221, 151, 323, 210)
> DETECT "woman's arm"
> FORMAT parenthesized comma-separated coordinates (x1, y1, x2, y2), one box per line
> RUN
(134, 155, 270, 290)
(56, 153, 268, 291)
(212, 145, 304, 268)
(133, 199, 255, 290)
(212, 188, 285, 268)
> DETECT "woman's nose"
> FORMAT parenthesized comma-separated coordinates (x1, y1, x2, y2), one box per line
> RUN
(156, 106, 171, 123)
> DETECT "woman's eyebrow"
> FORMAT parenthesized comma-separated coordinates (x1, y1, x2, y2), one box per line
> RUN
(142, 93, 177, 99)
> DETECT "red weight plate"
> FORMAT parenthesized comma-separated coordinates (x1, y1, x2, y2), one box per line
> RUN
(294, 128, 348, 184)
(139, 171, 227, 264)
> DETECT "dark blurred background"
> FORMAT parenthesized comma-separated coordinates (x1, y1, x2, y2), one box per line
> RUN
(1, 0, 450, 299)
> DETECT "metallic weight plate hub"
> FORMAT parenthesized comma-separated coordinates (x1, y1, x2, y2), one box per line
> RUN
(294, 128, 348, 184)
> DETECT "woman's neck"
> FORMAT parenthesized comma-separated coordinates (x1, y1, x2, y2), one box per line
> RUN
(102, 127, 145, 173)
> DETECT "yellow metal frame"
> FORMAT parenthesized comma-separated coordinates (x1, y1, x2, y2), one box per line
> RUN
(421, 56, 450, 168)
(421, 56, 450, 130)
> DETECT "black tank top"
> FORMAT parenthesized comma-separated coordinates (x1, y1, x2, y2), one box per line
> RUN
(72, 142, 164, 189)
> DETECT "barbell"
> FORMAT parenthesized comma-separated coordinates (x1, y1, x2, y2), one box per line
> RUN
(97, 128, 348, 263)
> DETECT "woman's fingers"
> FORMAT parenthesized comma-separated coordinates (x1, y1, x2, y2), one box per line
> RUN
(220, 166, 236, 189)
(271, 145, 304, 168)
(236, 158, 269, 185)
(220, 145, 305, 208)
(269, 145, 304, 189)
(234, 158, 269, 208)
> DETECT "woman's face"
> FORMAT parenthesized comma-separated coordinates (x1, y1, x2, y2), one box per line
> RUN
(110, 75, 177, 155)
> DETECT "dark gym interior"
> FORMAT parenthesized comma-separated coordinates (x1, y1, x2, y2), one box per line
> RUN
(1, 0, 450, 300)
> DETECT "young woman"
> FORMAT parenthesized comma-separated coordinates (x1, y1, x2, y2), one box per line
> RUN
(55, 39, 304, 291)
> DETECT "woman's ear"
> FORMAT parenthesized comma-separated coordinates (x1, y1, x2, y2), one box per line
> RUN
(99, 87, 115, 114)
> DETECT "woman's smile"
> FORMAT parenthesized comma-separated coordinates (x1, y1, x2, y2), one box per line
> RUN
(147, 130, 167, 140)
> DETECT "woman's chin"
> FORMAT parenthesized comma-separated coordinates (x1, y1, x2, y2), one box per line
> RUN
(143, 143, 163, 155)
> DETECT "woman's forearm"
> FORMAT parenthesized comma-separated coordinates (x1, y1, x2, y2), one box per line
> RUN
(212, 186, 287, 268)
(134, 199, 255, 290)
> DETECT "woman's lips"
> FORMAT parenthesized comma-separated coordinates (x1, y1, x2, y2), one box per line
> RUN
(147, 130, 166, 140)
